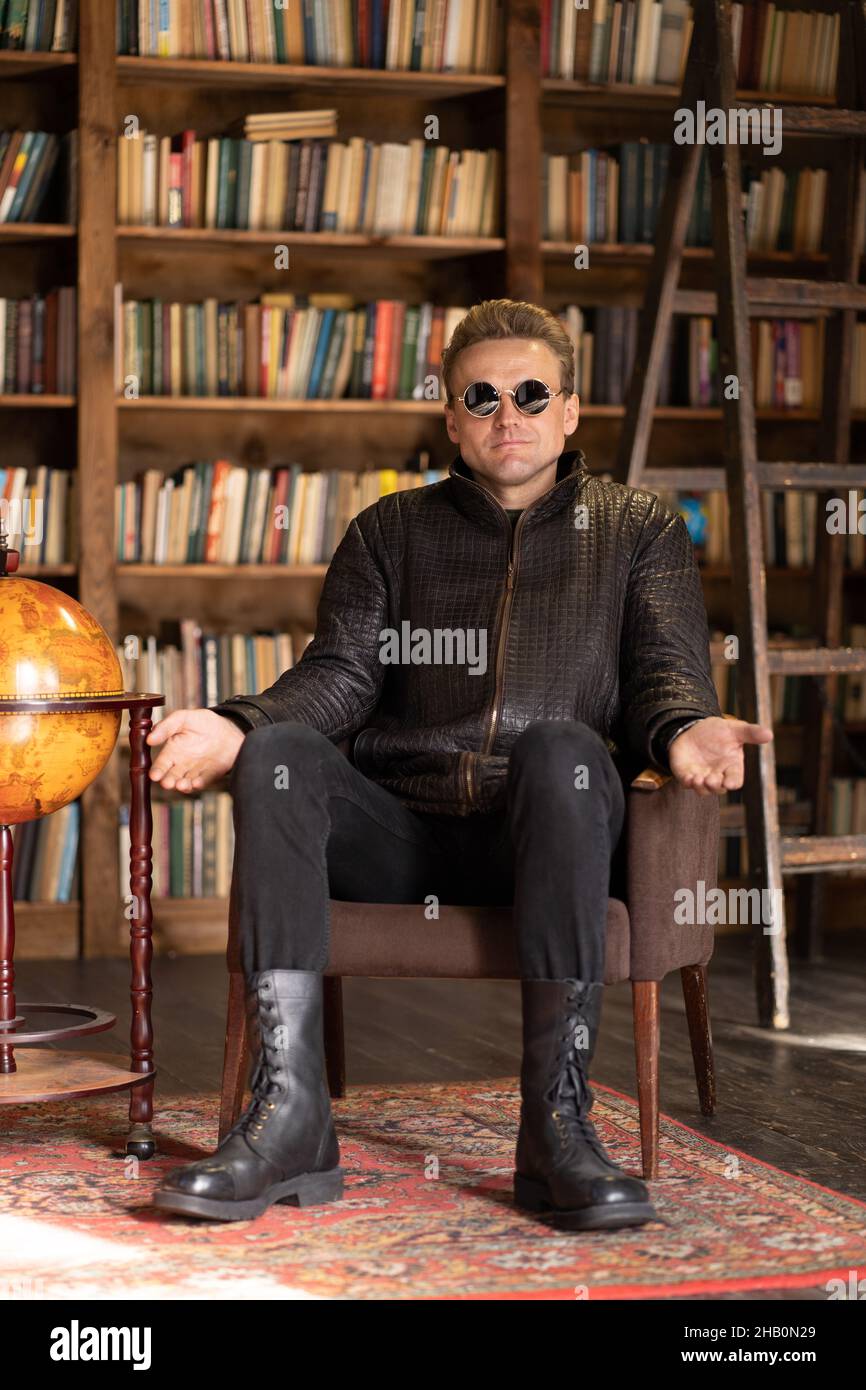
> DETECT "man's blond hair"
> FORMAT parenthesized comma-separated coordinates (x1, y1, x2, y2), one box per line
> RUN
(441, 299, 575, 402)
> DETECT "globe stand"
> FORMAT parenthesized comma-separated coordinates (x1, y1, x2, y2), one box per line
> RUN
(0, 692, 165, 1159)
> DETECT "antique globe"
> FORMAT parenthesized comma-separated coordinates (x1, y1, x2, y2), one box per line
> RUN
(0, 563, 124, 825)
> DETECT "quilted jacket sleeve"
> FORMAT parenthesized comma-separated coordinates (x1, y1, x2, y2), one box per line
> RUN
(618, 498, 723, 770)
(210, 514, 388, 741)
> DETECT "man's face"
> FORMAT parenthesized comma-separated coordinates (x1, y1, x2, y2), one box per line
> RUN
(444, 338, 580, 502)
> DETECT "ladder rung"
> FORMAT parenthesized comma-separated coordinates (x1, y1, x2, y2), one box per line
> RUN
(746, 279, 866, 311)
(781, 834, 866, 873)
(769, 106, 866, 137)
(641, 464, 866, 493)
(757, 464, 866, 490)
(767, 647, 866, 675)
(673, 281, 866, 317)
(641, 468, 726, 491)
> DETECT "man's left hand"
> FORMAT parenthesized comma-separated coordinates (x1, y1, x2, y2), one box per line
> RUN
(667, 716, 774, 796)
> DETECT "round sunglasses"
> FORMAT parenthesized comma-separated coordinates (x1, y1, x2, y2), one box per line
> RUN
(452, 378, 566, 418)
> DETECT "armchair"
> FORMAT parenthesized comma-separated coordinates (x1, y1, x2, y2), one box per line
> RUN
(219, 736, 721, 1180)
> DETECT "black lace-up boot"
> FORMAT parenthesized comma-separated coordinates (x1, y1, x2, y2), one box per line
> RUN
(514, 979, 658, 1231)
(153, 969, 343, 1222)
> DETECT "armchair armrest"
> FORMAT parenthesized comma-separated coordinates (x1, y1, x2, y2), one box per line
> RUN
(624, 719, 735, 978)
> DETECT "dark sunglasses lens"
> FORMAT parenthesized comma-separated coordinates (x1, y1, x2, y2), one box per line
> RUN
(515, 379, 552, 414)
(463, 381, 499, 416)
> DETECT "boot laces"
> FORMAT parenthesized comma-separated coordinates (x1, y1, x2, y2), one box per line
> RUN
(227, 1008, 287, 1142)
(550, 988, 610, 1159)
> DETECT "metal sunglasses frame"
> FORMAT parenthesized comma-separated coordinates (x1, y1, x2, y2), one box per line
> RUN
(451, 378, 566, 417)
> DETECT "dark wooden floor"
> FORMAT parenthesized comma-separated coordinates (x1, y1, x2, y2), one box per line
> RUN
(14, 929, 866, 1301)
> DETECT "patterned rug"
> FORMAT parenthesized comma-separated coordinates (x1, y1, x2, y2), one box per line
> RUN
(1, 1077, 865, 1300)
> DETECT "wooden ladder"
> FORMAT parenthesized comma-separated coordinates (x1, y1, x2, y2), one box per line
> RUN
(614, 0, 866, 1028)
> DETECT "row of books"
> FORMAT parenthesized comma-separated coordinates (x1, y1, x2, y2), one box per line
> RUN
(0, 0, 75, 50)
(116, 295, 468, 400)
(9, 802, 79, 902)
(0, 289, 77, 394)
(556, 305, 849, 410)
(117, 132, 501, 237)
(0, 465, 75, 564)
(115, 0, 503, 72)
(0, 130, 62, 223)
(119, 794, 235, 899)
(114, 291, 855, 409)
(115, 461, 448, 565)
(116, 622, 315, 724)
(544, 146, 831, 255)
(549, 0, 839, 96)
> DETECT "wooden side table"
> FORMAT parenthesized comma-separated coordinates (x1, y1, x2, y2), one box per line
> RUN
(0, 692, 165, 1158)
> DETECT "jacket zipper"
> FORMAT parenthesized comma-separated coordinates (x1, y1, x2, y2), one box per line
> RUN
(463, 507, 527, 807)
(457, 461, 582, 809)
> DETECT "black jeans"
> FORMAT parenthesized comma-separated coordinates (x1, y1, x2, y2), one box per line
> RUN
(228, 719, 627, 982)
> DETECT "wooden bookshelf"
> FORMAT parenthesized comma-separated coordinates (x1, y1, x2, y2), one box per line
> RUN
(6, 0, 865, 958)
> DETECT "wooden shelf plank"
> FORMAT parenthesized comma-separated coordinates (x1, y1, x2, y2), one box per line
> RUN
(116, 226, 505, 256)
(116, 55, 504, 96)
(0, 50, 76, 78)
(117, 563, 327, 579)
(542, 78, 840, 111)
(117, 396, 442, 412)
(0, 223, 76, 242)
(0, 393, 76, 407)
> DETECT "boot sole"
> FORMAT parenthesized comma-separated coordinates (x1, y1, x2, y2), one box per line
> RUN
(153, 1166, 345, 1222)
(513, 1172, 658, 1231)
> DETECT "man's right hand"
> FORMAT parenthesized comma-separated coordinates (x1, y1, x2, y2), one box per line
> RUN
(146, 709, 246, 793)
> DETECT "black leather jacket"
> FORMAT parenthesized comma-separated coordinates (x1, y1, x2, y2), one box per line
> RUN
(212, 448, 723, 815)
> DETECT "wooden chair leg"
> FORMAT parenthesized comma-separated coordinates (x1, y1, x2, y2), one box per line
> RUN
(680, 963, 717, 1117)
(218, 970, 249, 1143)
(324, 975, 346, 1098)
(632, 980, 660, 1181)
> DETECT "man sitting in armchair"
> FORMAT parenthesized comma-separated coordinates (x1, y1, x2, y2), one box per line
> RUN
(146, 298, 772, 1231)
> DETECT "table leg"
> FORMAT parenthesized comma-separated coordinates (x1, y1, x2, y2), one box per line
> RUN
(127, 707, 156, 1158)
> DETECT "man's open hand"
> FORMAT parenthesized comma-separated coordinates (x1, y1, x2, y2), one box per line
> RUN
(146, 709, 245, 793)
(668, 715, 773, 796)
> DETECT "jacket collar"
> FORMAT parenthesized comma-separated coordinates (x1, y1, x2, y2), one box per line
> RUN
(445, 447, 590, 531)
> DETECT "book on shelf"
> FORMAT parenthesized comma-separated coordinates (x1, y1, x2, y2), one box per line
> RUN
(0, 0, 76, 51)
(0, 288, 77, 393)
(119, 793, 235, 899)
(115, 458, 448, 565)
(117, 623, 316, 726)
(0, 130, 73, 223)
(545, 0, 839, 96)
(115, 0, 504, 74)
(0, 464, 76, 564)
(117, 132, 501, 236)
(115, 292, 468, 400)
(10, 801, 80, 903)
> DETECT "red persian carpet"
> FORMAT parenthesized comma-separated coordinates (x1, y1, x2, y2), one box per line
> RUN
(1, 1076, 865, 1300)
